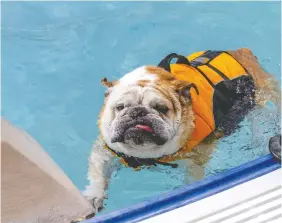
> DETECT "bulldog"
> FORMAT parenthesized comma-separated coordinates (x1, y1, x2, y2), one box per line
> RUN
(83, 48, 280, 213)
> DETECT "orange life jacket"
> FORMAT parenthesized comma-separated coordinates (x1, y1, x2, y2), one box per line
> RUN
(105, 50, 255, 169)
(170, 51, 248, 152)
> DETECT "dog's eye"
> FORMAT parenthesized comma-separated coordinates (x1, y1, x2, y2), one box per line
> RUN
(154, 104, 169, 115)
(116, 104, 125, 111)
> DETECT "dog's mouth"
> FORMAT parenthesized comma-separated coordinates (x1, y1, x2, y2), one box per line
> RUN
(135, 124, 153, 133)
(111, 119, 167, 146)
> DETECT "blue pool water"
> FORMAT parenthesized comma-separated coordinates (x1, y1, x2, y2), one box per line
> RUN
(2, 1, 281, 214)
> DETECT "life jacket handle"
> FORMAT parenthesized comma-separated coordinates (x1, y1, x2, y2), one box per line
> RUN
(158, 53, 191, 72)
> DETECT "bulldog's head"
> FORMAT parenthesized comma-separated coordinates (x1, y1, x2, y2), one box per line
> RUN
(99, 66, 196, 158)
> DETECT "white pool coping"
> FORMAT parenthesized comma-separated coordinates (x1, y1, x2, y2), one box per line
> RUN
(140, 169, 282, 223)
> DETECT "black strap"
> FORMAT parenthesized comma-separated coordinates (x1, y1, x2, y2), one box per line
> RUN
(190, 51, 237, 108)
(107, 146, 178, 169)
(190, 51, 229, 80)
(157, 51, 231, 106)
(122, 155, 178, 169)
(158, 53, 190, 72)
(154, 160, 178, 168)
(158, 51, 229, 87)
(206, 64, 229, 80)
(193, 66, 215, 88)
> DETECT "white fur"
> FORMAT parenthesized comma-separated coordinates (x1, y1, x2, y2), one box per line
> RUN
(103, 66, 157, 114)
(83, 138, 114, 212)
(119, 66, 157, 86)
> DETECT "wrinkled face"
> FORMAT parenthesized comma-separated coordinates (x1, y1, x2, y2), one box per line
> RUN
(99, 66, 195, 158)
(109, 86, 176, 147)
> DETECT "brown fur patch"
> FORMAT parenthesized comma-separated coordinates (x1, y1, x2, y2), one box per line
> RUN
(146, 66, 175, 81)
(97, 103, 105, 132)
(137, 80, 150, 87)
(177, 105, 195, 149)
(228, 48, 281, 106)
(152, 79, 195, 149)
(146, 66, 195, 96)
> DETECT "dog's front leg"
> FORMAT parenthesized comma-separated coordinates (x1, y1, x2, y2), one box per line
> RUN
(83, 138, 114, 213)
(185, 141, 216, 181)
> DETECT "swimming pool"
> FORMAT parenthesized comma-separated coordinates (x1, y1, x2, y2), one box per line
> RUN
(2, 1, 281, 215)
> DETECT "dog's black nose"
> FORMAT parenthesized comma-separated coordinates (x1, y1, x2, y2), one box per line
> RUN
(128, 106, 149, 119)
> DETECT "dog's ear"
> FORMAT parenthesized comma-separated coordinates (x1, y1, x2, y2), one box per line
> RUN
(101, 78, 118, 97)
(101, 78, 117, 88)
(174, 80, 199, 101)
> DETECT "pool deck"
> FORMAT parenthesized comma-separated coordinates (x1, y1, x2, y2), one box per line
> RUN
(1, 118, 94, 223)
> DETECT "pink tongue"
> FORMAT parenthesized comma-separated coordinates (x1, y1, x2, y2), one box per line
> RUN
(135, 124, 153, 133)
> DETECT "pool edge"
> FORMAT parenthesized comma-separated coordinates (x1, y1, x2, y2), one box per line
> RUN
(83, 154, 281, 223)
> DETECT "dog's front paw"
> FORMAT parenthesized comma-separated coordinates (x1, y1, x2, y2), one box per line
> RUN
(83, 187, 106, 213)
